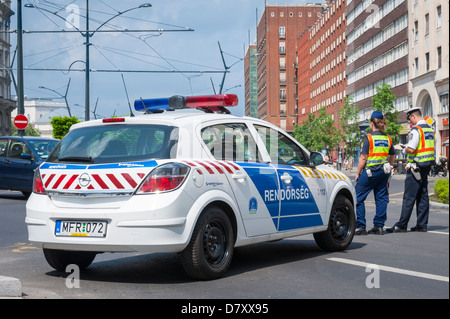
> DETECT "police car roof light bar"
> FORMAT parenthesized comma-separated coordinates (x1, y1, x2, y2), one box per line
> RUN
(134, 94, 238, 114)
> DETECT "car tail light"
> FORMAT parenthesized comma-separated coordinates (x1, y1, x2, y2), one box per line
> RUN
(136, 163, 190, 194)
(33, 169, 46, 195)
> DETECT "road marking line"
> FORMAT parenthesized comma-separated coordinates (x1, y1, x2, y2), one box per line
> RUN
(327, 257, 449, 283)
(429, 231, 449, 235)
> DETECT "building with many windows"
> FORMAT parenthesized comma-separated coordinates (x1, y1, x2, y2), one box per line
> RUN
(0, 0, 15, 136)
(345, 0, 410, 142)
(245, 44, 258, 119)
(297, 0, 347, 131)
(255, 3, 325, 132)
(409, 0, 449, 159)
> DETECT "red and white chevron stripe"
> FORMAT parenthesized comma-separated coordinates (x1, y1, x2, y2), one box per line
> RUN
(41, 172, 147, 191)
(182, 160, 240, 175)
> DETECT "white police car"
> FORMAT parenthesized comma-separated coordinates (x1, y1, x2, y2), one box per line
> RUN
(26, 94, 356, 280)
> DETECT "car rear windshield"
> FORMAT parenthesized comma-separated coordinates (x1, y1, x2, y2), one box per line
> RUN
(47, 124, 178, 164)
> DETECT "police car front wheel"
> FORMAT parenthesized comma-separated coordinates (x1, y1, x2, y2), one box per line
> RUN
(180, 206, 234, 280)
(313, 195, 355, 252)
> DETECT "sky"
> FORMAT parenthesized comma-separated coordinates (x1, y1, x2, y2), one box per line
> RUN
(9, 0, 321, 119)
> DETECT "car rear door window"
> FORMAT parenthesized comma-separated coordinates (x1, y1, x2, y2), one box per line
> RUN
(201, 123, 261, 162)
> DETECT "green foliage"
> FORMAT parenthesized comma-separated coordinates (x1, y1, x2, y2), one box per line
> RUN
(434, 179, 449, 204)
(10, 121, 41, 136)
(371, 83, 402, 143)
(339, 96, 360, 155)
(293, 106, 341, 153)
(50, 116, 80, 139)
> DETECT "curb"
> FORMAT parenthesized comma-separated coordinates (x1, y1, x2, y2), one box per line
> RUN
(0, 276, 22, 298)
(430, 201, 449, 211)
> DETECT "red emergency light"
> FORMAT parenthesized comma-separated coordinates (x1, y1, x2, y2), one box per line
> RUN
(134, 94, 238, 114)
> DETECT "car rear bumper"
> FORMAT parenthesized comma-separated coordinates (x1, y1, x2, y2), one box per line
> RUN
(26, 190, 195, 253)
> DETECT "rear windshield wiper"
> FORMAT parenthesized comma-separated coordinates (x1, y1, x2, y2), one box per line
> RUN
(57, 156, 94, 163)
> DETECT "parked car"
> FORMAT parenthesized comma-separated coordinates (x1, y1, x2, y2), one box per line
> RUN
(0, 136, 59, 197)
(26, 94, 356, 280)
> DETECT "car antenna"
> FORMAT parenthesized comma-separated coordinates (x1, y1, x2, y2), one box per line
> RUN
(121, 74, 135, 117)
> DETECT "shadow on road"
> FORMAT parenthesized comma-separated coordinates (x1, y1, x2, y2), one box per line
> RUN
(45, 239, 366, 284)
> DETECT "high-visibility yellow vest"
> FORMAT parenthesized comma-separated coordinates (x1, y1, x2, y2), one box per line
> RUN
(366, 133, 392, 167)
(407, 125, 435, 164)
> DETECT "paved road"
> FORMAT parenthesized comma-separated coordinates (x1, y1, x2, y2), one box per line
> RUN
(0, 173, 448, 301)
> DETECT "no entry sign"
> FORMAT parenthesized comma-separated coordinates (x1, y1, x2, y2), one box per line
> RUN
(14, 114, 29, 130)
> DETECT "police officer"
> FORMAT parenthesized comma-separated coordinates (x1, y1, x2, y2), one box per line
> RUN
(355, 111, 395, 235)
(386, 107, 435, 233)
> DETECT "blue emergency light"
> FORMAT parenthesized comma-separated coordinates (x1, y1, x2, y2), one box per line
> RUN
(134, 94, 238, 114)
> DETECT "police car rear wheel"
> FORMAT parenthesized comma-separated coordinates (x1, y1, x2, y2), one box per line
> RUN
(180, 206, 234, 280)
(313, 195, 355, 251)
(43, 248, 97, 271)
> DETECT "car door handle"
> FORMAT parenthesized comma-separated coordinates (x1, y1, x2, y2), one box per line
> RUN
(4, 160, 11, 165)
(232, 172, 247, 182)
(280, 172, 293, 184)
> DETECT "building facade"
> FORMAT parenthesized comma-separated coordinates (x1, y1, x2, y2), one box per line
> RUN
(345, 0, 410, 140)
(245, 44, 258, 118)
(298, 0, 347, 130)
(409, 0, 449, 159)
(11, 99, 68, 138)
(0, 0, 15, 136)
(255, 3, 325, 133)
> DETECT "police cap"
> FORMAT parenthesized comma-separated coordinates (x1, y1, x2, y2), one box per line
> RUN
(406, 107, 422, 120)
(370, 111, 384, 119)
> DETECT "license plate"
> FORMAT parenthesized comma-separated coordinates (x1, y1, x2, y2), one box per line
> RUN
(55, 221, 107, 238)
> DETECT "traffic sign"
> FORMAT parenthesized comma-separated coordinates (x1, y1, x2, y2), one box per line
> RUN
(14, 114, 29, 130)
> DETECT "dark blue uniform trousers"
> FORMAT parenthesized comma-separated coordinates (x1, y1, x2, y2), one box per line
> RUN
(395, 166, 432, 230)
(356, 168, 390, 228)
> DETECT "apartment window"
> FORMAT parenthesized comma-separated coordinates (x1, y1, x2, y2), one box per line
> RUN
(425, 52, 430, 72)
(279, 72, 286, 85)
(280, 89, 286, 101)
(279, 57, 286, 69)
(279, 26, 285, 39)
(279, 41, 286, 54)
(425, 14, 429, 36)
(280, 103, 286, 116)
(437, 6, 442, 28)
(440, 93, 449, 113)
(415, 57, 419, 77)
(414, 21, 419, 41)
(437, 47, 442, 69)
(308, 12, 311, 17)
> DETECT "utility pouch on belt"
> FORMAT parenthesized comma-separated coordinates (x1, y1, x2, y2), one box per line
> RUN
(366, 168, 372, 177)
(406, 162, 421, 181)
(383, 163, 391, 174)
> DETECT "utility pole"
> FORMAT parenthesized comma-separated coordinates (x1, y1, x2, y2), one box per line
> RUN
(85, 0, 90, 121)
(17, 0, 25, 136)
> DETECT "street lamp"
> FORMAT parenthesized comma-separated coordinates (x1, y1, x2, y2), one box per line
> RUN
(25, 2, 152, 121)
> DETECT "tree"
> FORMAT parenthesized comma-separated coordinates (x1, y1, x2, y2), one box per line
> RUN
(371, 83, 401, 143)
(339, 96, 360, 156)
(293, 106, 341, 154)
(11, 121, 41, 136)
(50, 116, 80, 139)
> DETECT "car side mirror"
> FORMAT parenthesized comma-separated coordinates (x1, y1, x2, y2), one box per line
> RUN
(310, 151, 325, 167)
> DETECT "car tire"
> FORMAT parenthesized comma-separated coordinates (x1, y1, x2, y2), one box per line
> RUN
(43, 248, 97, 271)
(314, 195, 355, 252)
(180, 206, 234, 280)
